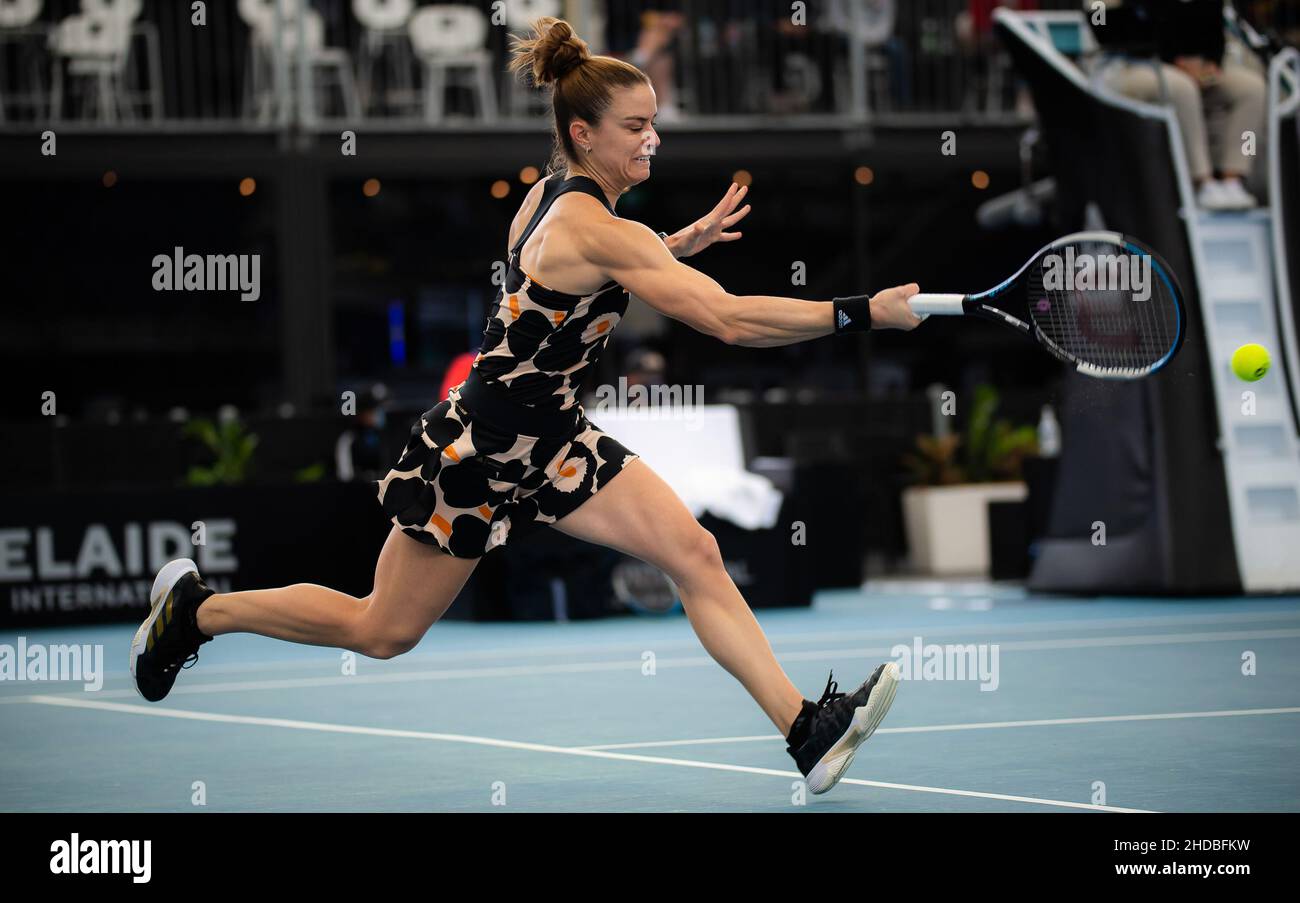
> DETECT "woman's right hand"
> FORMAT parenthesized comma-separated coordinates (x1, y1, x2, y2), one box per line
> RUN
(870, 283, 925, 331)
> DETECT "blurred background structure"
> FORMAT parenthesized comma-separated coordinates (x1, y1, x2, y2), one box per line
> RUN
(2, 0, 1299, 625)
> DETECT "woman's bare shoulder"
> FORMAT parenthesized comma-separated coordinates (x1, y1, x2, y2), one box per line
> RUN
(509, 176, 553, 247)
(550, 184, 616, 224)
(511, 173, 615, 249)
(522, 174, 553, 215)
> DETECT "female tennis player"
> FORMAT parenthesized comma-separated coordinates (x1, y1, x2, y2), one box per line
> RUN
(131, 16, 922, 796)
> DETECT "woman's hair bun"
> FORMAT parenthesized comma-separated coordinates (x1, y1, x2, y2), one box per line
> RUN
(510, 16, 591, 88)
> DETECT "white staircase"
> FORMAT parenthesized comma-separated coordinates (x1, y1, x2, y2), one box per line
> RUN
(1190, 208, 1300, 591)
(996, 8, 1300, 592)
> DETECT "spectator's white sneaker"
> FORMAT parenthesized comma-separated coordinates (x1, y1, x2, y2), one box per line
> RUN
(1198, 180, 1231, 210)
(1199, 179, 1257, 211)
(1218, 178, 1258, 210)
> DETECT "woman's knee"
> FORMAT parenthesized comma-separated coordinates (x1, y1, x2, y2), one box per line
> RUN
(669, 525, 726, 585)
(349, 600, 424, 660)
(356, 632, 421, 660)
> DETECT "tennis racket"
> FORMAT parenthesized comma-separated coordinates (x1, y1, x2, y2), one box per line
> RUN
(908, 231, 1186, 379)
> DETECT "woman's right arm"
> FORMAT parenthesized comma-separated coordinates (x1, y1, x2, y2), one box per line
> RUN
(584, 217, 921, 347)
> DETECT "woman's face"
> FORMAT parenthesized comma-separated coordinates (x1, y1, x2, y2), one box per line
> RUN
(576, 83, 660, 189)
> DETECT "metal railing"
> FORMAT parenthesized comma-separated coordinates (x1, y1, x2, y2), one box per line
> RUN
(2, 0, 1296, 131)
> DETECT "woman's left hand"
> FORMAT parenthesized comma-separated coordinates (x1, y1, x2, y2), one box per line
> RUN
(668, 182, 751, 258)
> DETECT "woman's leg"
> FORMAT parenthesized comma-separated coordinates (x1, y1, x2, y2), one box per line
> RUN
(551, 459, 805, 735)
(1103, 60, 1212, 182)
(195, 526, 478, 659)
(1204, 61, 1267, 182)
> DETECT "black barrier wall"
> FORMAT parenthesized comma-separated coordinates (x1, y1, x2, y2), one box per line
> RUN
(0, 482, 389, 629)
(997, 16, 1242, 593)
(0, 480, 818, 628)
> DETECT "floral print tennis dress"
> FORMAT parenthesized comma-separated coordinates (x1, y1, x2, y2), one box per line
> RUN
(375, 174, 639, 558)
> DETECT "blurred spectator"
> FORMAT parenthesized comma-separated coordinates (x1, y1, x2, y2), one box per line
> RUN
(818, 0, 911, 112)
(1090, 0, 1266, 210)
(625, 347, 667, 387)
(964, 0, 1040, 37)
(1237, 0, 1300, 48)
(579, 345, 666, 410)
(762, 0, 835, 114)
(440, 350, 477, 401)
(86, 395, 127, 425)
(603, 1, 685, 119)
(335, 384, 388, 482)
(957, 0, 1040, 114)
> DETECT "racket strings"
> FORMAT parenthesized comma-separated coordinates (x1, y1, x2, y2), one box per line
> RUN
(1026, 241, 1178, 374)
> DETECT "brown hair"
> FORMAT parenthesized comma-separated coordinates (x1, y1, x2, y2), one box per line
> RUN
(507, 17, 650, 176)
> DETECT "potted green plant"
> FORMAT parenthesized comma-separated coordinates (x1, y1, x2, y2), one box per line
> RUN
(183, 414, 259, 486)
(900, 385, 1039, 575)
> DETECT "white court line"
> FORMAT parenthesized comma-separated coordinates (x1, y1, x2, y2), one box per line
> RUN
(574, 706, 1300, 750)
(14, 607, 1300, 679)
(19, 625, 1300, 700)
(17, 695, 1153, 813)
(179, 607, 1300, 674)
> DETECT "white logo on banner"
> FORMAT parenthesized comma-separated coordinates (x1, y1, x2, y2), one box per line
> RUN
(0, 520, 237, 615)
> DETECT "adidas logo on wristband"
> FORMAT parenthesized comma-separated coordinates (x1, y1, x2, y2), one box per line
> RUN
(832, 294, 872, 334)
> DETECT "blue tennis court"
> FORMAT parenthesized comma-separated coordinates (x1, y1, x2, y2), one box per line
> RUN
(4, 581, 1297, 813)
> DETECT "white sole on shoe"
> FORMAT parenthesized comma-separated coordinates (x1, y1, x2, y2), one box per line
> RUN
(128, 558, 199, 698)
(805, 661, 901, 795)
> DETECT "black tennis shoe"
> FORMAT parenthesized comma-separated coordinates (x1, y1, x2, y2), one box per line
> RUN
(786, 662, 900, 794)
(129, 558, 215, 702)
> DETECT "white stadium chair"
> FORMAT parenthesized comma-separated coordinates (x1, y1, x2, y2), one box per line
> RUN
(352, 0, 416, 115)
(823, 0, 895, 115)
(49, 11, 132, 123)
(79, 0, 162, 121)
(408, 5, 497, 123)
(239, 0, 360, 122)
(501, 0, 560, 118)
(0, 0, 48, 122)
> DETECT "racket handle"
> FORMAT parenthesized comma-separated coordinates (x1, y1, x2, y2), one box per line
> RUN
(909, 294, 967, 316)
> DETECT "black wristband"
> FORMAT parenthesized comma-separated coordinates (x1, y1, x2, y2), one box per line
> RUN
(832, 294, 872, 334)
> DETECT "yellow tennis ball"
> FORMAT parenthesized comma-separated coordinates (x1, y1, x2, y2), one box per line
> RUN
(1232, 343, 1271, 382)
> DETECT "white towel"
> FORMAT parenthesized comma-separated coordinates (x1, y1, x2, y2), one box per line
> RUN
(587, 404, 784, 530)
